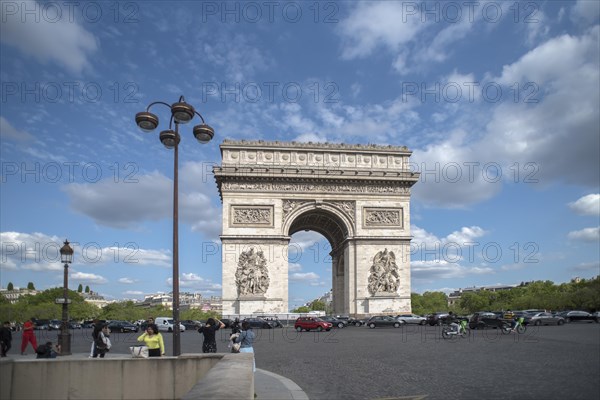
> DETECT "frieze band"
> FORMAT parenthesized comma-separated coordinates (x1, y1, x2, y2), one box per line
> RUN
(363, 208, 403, 227)
(231, 206, 273, 226)
(223, 182, 410, 194)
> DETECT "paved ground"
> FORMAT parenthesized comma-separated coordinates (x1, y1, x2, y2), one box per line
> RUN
(9, 322, 600, 399)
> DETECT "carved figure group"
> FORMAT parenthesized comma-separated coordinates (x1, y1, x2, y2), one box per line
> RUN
(367, 248, 400, 295)
(235, 248, 270, 296)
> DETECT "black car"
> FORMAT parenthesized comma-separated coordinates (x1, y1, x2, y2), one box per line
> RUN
(257, 316, 284, 328)
(242, 318, 273, 329)
(366, 316, 404, 328)
(468, 312, 510, 330)
(107, 321, 139, 333)
(557, 311, 599, 323)
(426, 312, 449, 326)
(320, 316, 347, 328)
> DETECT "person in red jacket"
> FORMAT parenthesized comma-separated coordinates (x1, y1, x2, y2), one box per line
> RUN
(21, 318, 38, 355)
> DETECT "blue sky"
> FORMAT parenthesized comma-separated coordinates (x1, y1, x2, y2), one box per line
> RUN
(1, 1, 599, 310)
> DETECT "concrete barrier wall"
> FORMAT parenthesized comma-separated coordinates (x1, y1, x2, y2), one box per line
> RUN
(0, 353, 252, 400)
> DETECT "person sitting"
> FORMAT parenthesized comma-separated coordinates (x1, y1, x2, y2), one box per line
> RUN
(36, 342, 59, 359)
(445, 312, 460, 332)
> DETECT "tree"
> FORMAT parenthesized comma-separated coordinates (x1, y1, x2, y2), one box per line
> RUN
(7, 282, 13, 291)
(85, 286, 90, 293)
(77, 284, 83, 293)
(291, 306, 310, 313)
(310, 300, 326, 311)
(27, 282, 35, 290)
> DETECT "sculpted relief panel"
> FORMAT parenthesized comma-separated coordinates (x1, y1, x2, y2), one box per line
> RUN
(367, 249, 400, 296)
(235, 248, 270, 296)
(363, 207, 403, 228)
(230, 205, 274, 227)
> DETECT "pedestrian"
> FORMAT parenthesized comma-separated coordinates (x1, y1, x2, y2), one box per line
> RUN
(0, 321, 12, 357)
(20, 318, 38, 355)
(198, 317, 225, 353)
(92, 323, 111, 358)
(141, 316, 154, 331)
(231, 317, 241, 335)
(89, 319, 100, 357)
(234, 321, 256, 372)
(137, 323, 165, 357)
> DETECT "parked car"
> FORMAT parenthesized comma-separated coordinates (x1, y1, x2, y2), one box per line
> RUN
(366, 316, 404, 329)
(557, 311, 599, 323)
(107, 320, 139, 333)
(243, 317, 274, 329)
(395, 314, 426, 325)
(48, 320, 62, 330)
(468, 312, 510, 330)
(257, 316, 284, 328)
(294, 317, 332, 332)
(154, 317, 186, 332)
(426, 312, 449, 326)
(525, 312, 565, 326)
(181, 320, 203, 330)
(320, 316, 347, 328)
(68, 321, 82, 329)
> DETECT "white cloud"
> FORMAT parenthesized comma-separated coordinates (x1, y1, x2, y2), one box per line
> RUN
(411, 260, 493, 282)
(166, 275, 222, 291)
(570, 261, 600, 272)
(290, 272, 320, 281)
(118, 278, 137, 284)
(123, 290, 144, 296)
(0, 231, 63, 271)
(70, 272, 108, 284)
(0, 117, 35, 141)
(0, 1, 98, 73)
(63, 162, 222, 238)
(567, 227, 600, 242)
(569, 194, 600, 216)
(288, 263, 302, 272)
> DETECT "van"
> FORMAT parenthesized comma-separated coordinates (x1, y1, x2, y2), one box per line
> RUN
(154, 317, 186, 332)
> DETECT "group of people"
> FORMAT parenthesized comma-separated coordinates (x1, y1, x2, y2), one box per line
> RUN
(0, 316, 256, 368)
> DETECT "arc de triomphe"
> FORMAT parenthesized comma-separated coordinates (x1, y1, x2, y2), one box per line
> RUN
(214, 140, 419, 316)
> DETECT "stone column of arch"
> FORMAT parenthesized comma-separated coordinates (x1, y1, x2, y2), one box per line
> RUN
(214, 140, 419, 317)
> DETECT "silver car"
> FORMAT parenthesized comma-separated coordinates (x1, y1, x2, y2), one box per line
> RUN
(395, 314, 426, 325)
(527, 312, 565, 326)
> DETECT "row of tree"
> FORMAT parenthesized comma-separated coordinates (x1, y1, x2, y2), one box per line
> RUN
(5, 282, 92, 293)
(0, 288, 219, 323)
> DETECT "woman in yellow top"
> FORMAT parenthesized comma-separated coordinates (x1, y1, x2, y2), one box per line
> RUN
(137, 324, 165, 357)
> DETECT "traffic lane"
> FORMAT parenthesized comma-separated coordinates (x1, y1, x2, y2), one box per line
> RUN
(252, 324, 600, 400)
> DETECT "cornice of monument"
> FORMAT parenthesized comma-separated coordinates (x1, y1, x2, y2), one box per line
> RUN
(220, 139, 413, 154)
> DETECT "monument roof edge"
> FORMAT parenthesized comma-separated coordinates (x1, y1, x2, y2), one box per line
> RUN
(220, 139, 413, 154)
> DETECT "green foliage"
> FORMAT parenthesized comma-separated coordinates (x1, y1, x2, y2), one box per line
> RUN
(291, 306, 310, 313)
(27, 282, 35, 290)
(310, 300, 326, 311)
(85, 286, 90, 293)
(7, 282, 13, 291)
(77, 284, 83, 293)
(181, 308, 219, 321)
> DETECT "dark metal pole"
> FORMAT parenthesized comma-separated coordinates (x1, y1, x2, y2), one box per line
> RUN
(59, 262, 71, 355)
(173, 122, 181, 357)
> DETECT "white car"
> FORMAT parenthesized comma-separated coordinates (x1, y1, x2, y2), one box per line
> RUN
(154, 317, 186, 332)
(395, 314, 426, 325)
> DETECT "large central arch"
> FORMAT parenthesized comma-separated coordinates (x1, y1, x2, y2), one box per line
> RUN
(214, 140, 419, 317)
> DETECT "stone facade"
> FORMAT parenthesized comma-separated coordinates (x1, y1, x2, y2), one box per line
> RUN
(214, 140, 419, 316)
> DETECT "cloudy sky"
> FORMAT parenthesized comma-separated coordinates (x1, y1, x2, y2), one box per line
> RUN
(1, 1, 598, 309)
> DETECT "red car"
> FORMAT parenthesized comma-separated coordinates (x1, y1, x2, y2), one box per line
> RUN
(294, 317, 333, 332)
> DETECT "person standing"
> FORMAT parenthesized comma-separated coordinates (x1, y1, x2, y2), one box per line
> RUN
(234, 321, 257, 372)
(92, 324, 111, 358)
(137, 324, 165, 357)
(20, 318, 38, 355)
(0, 321, 12, 357)
(198, 317, 225, 353)
(231, 317, 241, 335)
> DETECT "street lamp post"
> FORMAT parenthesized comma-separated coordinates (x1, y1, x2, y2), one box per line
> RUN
(135, 96, 215, 356)
(58, 239, 73, 355)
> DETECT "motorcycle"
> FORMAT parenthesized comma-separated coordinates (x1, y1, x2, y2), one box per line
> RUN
(441, 319, 469, 339)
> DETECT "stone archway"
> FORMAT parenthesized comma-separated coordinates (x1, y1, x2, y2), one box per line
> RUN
(214, 140, 419, 316)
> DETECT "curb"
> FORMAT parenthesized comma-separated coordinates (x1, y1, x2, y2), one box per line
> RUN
(255, 368, 309, 400)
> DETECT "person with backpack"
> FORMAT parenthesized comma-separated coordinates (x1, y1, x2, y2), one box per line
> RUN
(92, 323, 111, 358)
(234, 321, 256, 372)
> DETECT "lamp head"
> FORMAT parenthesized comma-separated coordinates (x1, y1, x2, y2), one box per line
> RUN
(193, 124, 214, 144)
(60, 240, 74, 264)
(159, 129, 180, 149)
(135, 112, 159, 132)
(171, 101, 195, 124)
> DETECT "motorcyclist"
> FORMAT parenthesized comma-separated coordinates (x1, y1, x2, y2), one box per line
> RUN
(445, 311, 460, 332)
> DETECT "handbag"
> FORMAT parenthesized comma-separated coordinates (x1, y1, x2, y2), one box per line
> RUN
(129, 345, 149, 358)
(231, 342, 241, 353)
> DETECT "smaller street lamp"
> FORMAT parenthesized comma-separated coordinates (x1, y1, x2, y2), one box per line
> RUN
(58, 240, 74, 355)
